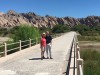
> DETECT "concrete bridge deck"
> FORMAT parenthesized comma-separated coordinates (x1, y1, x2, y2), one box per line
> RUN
(0, 32, 75, 75)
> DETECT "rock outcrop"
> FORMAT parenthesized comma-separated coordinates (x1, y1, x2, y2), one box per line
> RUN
(0, 10, 100, 28)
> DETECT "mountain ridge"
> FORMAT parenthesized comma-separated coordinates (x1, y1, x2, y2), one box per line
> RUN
(0, 10, 100, 28)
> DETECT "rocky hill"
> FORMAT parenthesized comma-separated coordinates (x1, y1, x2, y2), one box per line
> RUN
(0, 10, 100, 28)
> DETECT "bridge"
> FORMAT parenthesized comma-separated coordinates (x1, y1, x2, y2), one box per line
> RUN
(0, 32, 83, 75)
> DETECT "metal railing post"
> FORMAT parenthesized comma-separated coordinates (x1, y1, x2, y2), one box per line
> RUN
(19, 40, 21, 51)
(4, 43, 7, 56)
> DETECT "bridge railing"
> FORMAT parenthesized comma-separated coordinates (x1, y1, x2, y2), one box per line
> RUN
(0, 37, 40, 57)
(76, 42, 83, 75)
(66, 37, 74, 75)
(0, 33, 64, 57)
(66, 33, 83, 75)
(75, 33, 83, 75)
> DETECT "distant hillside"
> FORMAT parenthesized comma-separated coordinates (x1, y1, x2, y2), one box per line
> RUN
(0, 10, 100, 28)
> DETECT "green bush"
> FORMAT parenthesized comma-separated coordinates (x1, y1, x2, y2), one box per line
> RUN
(12, 24, 40, 48)
(12, 25, 40, 41)
(0, 28, 10, 37)
(52, 24, 69, 33)
(7, 41, 19, 54)
(84, 59, 100, 75)
(71, 25, 100, 36)
(81, 31, 99, 36)
(81, 50, 99, 61)
(71, 25, 90, 34)
(0, 25, 40, 56)
(39, 27, 51, 34)
(81, 50, 100, 75)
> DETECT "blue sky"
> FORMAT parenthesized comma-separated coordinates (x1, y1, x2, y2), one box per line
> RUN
(0, 0, 100, 18)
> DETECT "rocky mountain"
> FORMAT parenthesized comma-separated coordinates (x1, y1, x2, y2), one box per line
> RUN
(0, 10, 100, 28)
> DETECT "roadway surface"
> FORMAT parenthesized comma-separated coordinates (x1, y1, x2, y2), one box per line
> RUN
(0, 32, 75, 75)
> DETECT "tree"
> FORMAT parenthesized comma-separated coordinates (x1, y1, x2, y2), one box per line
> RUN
(52, 24, 69, 33)
(11, 24, 40, 48)
(12, 24, 40, 41)
(71, 24, 90, 34)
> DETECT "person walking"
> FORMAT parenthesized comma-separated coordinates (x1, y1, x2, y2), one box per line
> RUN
(45, 31, 53, 59)
(40, 32, 46, 60)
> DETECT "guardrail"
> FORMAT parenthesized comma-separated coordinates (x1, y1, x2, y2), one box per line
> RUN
(75, 33, 83, 75)
(66, 37, 74, 75)
(0, 33, 65, 57)
(76, 42, 83, 75)
(0, 37, 40, 57)
(66, 32, 83, 75)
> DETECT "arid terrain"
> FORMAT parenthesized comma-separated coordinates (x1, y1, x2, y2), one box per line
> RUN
(79, 41, 100, 51)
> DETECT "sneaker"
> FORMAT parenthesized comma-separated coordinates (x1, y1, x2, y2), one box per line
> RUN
(50, 57, 53, 59)
(41, 57, 43, 60)
(47, 57, 49, 59)
(43, 56, 45, 59)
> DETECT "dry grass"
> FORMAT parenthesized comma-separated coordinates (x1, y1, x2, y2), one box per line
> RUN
(79, 41, 100, 51)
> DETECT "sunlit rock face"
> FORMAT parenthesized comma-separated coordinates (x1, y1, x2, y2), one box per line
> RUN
(0, 10, 100, 28)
